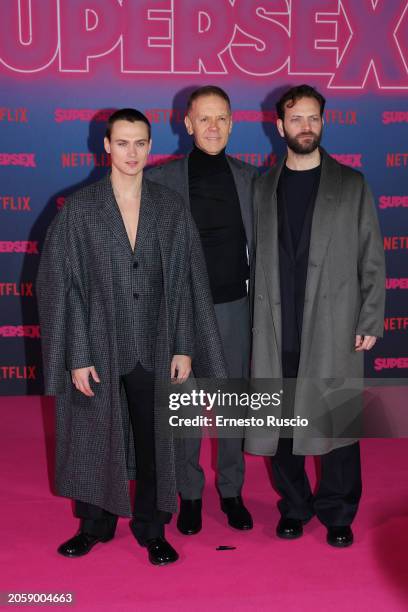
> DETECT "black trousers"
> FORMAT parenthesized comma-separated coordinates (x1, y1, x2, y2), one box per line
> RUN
(75, 363, 171, 545)
(271, 438, 362, 527)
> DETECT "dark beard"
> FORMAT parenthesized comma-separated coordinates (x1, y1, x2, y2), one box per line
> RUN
(283, 127, 322, 155)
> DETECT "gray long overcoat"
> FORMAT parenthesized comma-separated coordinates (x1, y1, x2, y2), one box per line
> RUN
(245, 149, 386, 456)
(37, 174, 226, 516)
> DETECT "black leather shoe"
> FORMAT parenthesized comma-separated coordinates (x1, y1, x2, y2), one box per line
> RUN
(327, 526, 353, 547)
(57, 531, 113, 557)
(221, 496, 253, 530)
(146, 537, 179, 566)
(177, 499, 202, 535)
(276, 518, 303, 539)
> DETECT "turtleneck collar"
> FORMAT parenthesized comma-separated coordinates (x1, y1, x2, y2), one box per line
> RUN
(191, 144, 227, 160)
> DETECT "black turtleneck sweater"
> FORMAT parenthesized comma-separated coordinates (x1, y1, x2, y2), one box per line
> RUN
(188, 145, 248, 304)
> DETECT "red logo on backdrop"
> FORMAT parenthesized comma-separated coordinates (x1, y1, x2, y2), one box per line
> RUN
(0, 241, 39, 254)
(0, 108, 28, 122)
(0, 283, 33, 297)
(55, 108, 114, 122)
(379, 196, 408, 209)
(232, 153, 277, 168)
(386, 153, 408, 167)
(374, 358, 408, 371)
(0, 325, 40, 338)
(61, 153, 110, 168)
(0, 196, 31, 211)
(383, 112, 408, 125)
(56, 196, 66, 210)
(383, 237, 408, 250)
(0, 1, 407, 90)
(0, 154, 36, 167)
(384, 317, 408, 331)
(324, 110, 357, 124)
(330, 154, 362, 167)
(386, 278, 408, 289)
(0, 365, 37, 380)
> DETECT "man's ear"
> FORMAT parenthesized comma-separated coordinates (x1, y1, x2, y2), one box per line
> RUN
(184, 114, 193, 135)
(104, 136, 111, 154)
(148, 139, 152, 154)
(276, 119, 285, 138)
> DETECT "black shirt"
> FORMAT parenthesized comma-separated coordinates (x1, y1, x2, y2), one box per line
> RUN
(188, 145, 248, 304)
(278, 164, 321, 253)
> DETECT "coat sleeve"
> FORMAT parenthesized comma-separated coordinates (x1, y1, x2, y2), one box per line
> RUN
(355, 179, 386, 338)
(173, 265, 195, 358)
(36, 205, 92, 395)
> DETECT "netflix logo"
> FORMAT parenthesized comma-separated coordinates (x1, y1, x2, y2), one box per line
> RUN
(384, 318, 408, 331)
(383, 237, 408, 250)
(0, 283, 34, 297)
(0, 108, 28, 122)
(0, 196, 31, 212)
(61, 153, 110, 168)
(0, 365, 37, 380)
(386, 154, 408, 168)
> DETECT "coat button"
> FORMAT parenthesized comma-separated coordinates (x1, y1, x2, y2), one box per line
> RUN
(252, 328, 259, 335)
(133, 292, 139, 299)
(133, 262, 138, 269)
(257, 294, 264, 300)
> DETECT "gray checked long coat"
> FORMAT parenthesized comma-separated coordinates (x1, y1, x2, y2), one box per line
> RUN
(245, 149, 386, 456)
(37, 174, 226, 516)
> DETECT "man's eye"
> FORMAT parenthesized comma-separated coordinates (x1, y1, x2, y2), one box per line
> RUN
(200, 118, 208, 122)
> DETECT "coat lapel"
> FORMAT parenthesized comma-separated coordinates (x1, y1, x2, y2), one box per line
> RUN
(227, 157, 253, 253)
(299, 150, 342, 359)
(304, 150, 341, 289)
(258, 158, 285, 355)
(98, 174, 159, 254)
(135, 179, 160, 252)
(98, 174, 132, 253)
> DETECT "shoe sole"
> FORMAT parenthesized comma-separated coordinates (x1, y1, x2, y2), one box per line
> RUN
(177, 525, 202, 535)
(57, 536, 113, 558)
(276, 531, 303, 540)
(327, 539, 353, 548)
(149, 556, 179, 566)
(228, 522, 253, 531)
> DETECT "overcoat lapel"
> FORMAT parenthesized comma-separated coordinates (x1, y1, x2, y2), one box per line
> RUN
(135, 180, 160, 252)
(258, 160, 285, 356)
(299, 152, 342, 352)
(228, 158, 253, 254)
(98, 174, 159, 253)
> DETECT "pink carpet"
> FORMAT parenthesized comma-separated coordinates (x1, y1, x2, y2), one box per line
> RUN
(1, 396, 407, 611)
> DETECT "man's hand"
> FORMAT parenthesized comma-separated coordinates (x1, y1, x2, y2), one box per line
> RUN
(355, 335, 377, 352)
(71, 366, 100, 396)
(170, 355, 191, 384)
